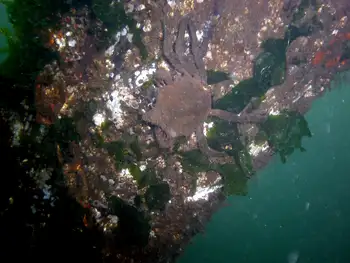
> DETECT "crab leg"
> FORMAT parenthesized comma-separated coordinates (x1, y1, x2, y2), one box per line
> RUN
(174, 16, 190, 60)
(187, 19, 207, 82)
(160, 18, 192, 76)
(160, 19, 184, 74)
(174, 16, 200, 76)
(209, 109, 268, 123)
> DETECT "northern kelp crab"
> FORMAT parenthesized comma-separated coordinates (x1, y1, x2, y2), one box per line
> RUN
(143, 15, 267, 156)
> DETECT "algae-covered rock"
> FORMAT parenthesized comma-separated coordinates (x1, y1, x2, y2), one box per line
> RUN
(214, 163, 248, 196)
(180, 149, 210, 174)
(213, 78, 260, 113)
(253, 50, 286, 89)
(108, 196, 151, 247)
(144, 182, 171, 211)
(206, 69, 234, 85)
(104, 136, 143, 173)
(206, 119, 254, 177)
(136, 168, 159, 189)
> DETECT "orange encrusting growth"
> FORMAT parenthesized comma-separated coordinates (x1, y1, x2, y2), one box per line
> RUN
(312, 32, 350, 68)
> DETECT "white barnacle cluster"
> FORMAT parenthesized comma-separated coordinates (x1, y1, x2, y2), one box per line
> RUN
(95, 41, 157, 128)
(134, 63, 157, 88)
(186, 184, 222, 202)
(11, 120, 24, 146)
(249, 141, 269, 157)
(186, 172, 222, 202)
(91, 89, 123, 128)
(203, 121, 214, 137)
(105, 24, 136, 58)
(167, 0, 176, 8)
(53, 33, 66, 51)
